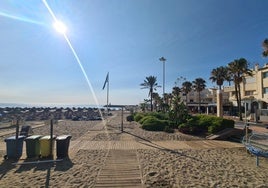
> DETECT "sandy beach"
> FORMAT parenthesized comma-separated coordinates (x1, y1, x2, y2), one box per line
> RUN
(0, 112, 268, 187)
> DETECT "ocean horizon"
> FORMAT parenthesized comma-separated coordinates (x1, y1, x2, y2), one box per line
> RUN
(0, 103, 104, 108)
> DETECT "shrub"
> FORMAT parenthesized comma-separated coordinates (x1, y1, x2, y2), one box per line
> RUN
(164, 126, 174, 133)
(134, 113, 144, 122)
(206, 117, 235, 134)
(147, 112, 168, 120)
(178, 123, 192, 134)
(126, 115, 134, 122)
(178, 115, 235, 135)
(222, 119, 235, 129)
(141, 117, 167, 131)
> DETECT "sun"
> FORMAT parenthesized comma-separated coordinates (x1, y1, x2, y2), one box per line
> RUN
(53, 20, 67, 34)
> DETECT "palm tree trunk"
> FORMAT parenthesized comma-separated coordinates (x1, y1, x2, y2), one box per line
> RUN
(234, 83, 240, 119)
(198, 91, 201, 113)
(238, 83, 242, 120)
(150, 92, 153, 112)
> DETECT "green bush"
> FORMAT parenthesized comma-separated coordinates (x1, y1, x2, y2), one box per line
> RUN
(196, 115, 215, 129)
(141, 117, 167, 131)
(126, 115, 134, 122)
(164, 126, 174, 133)
(207, 118, 235, 134)
(222, 119, 235, 129)
(178, 115, 235, 135)
(178, 123, 190, 133)
(147, 112, 168, 120)
(134, 113, 144, 122)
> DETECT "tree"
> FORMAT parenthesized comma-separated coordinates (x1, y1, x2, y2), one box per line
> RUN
(192, 78, 206, 113)
(140, 76, 160, 111)
(169, 93, 189, 126)
(228, 58, 252, 120)
(262, 38, 268, 57)
(172, 86, 181, 98)
(210, 66, 228, 117)
(181, 81, 192, 105)
(210, 66, 228, 90)
(152, 92, 161, 111)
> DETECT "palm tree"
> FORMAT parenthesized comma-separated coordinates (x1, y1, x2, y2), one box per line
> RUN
(210, 66, 228, 90)
(172, 86, 181, 98)
(262, 38, 268, 57)
(228, 58, 252, 120)
(140, 76, 160, 111)
(181, 81, 192, 105)
(210, 66, 228, 117)
(152, 92, 161, 111)
(192, 78, 206, 113)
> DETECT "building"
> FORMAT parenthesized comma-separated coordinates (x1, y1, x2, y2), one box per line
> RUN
(183, 88, 230, 114)
(224, 63, 268, 121)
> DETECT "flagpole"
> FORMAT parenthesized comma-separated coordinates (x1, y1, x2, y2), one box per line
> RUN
(107, 72, 109, 114)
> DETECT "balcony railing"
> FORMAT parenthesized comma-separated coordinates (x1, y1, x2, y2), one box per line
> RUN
(223, 86, 235, 92)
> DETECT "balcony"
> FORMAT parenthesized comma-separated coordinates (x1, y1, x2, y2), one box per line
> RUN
(223, 86, 235, 92)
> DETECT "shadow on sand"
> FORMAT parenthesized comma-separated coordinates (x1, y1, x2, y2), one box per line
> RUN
(0, 158, 18, 180)
(123, 130, 205, 163)
(0, 156, 74, 188)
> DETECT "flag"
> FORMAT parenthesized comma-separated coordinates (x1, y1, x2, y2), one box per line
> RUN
(102, 72, 109, 90)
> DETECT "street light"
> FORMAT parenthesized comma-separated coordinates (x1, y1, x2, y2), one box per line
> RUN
(159, 57, 166, 97)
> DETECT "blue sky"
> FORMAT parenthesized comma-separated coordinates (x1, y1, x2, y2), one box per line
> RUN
(0, 0, 268, 106)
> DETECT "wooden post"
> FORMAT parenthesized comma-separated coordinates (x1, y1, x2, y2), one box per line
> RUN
(15, 119, 19, 158)
(256, 156, 259, 167)
(121, 107, 123, 132)
(50, 119, 53, 159)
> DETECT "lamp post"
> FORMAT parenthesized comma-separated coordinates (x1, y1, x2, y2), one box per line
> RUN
(159, 57, 166, 97)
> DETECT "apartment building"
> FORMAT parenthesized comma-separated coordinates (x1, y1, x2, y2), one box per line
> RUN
(223, 63, 268, 121)
(183, 88, 230, 114)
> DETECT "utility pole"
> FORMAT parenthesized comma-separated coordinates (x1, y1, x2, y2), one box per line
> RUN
(159, 57, 166, 97)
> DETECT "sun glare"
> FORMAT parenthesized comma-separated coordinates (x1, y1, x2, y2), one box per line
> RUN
(53, 20, 67, 34)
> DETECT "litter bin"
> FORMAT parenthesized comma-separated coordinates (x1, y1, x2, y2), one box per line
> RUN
(20, 125, 33, 137)
(4, 135, 25, 160)
(39, 135, 56, 158)
(25, 135, 42, 158)
(56, 135, 72, 158)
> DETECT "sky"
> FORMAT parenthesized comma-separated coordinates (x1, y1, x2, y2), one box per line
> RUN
(0, 0, 268, 107)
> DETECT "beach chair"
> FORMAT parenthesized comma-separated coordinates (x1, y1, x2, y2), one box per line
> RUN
(243, 133, 268, 166)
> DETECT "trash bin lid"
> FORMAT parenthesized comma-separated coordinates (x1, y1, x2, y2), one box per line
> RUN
(5, 135, 25, 141)
(25, 135, 42, 140)
(40, 135, 56, 140)
(56, 135, 72, 140)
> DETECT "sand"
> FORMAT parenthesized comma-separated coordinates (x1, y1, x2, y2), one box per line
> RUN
(0, 112, 268, 187)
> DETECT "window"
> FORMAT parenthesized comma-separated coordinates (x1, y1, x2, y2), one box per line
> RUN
(263, 72, 268, 78)
(263, 88, 268, 94)
(245, 90, 254, 96)
(245, 77, 256, 83)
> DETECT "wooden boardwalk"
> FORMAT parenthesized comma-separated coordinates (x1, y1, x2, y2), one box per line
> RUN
(95, 150, 142, 188)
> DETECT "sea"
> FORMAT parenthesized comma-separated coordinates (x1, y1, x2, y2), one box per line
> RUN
(0, 103, 103, 108)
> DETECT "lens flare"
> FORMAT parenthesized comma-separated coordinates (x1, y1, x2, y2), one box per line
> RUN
(0, 10, 43, 25)
(53, 20, 67, 34)
(42, 0, 104, 120)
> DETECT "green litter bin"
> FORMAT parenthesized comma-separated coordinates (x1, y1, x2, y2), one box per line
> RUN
(4, 135, 25, 160)
(56, 135, 72, 158)
(39, 135, 56, 158)
(25, 135, 42, 158)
